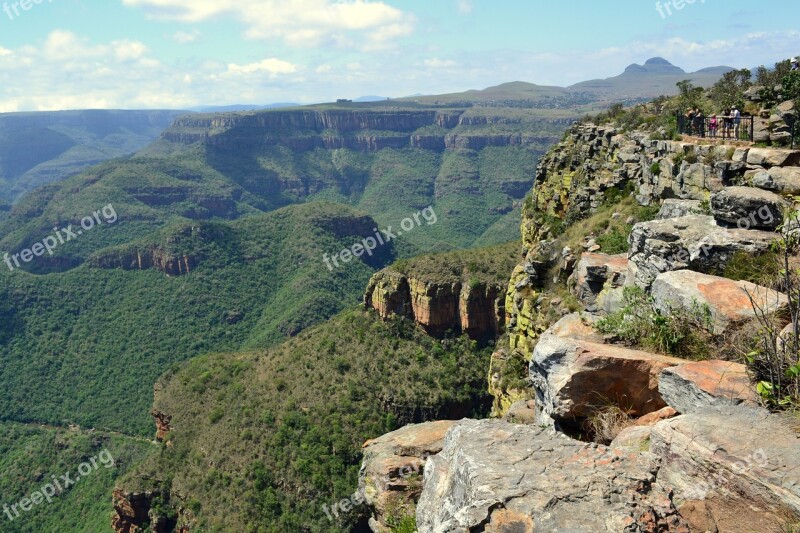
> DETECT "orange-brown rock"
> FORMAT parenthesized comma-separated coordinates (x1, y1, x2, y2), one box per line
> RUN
(659, 360, 758, 414)
(532, 332, 686, 426)
(151, 409, 172, 442)
(112, 488, 157, 533)
(651, 270, 789, 335)
(365, 271, 505, 339)
(632, 406, 678, 427)
(358, 420, 455, 532)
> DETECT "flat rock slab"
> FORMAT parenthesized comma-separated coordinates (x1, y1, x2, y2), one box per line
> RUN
(531, 332, 685, 425)
(650, 406, 800, 532)
(628, 215, 777, 289)
(546, 312, 605, 343)
(416, 419, 687, 532)
(746, 147, 800, 167)
(710, 186, 786, 229)
(659, 360, 758, 414)
(651, 269, 789, 335)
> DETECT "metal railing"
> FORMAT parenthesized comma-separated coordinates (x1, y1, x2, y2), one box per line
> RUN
(677, 112, 755, 142)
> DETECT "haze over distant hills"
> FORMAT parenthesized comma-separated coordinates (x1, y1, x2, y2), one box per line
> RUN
(0, 109, 185, 205)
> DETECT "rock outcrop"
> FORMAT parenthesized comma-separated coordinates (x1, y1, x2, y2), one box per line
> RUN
(415, 419, 687, 532)
(358, 421, 455, 532)
(364, 270, 506, 339)
(650, 406, 800, 532)
(651, 270, 789, 334)
(658, 360, 758, 414)
(531, 331, 685, 428)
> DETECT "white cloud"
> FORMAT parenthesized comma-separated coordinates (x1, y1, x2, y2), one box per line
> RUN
(171, 30, 201, 44)
(315, 64, 332, 73)
(122, 0, 414, 49)
(424, 58, 457, 68)
(457, 0, 472, 14)
(226, 58, 298, 76)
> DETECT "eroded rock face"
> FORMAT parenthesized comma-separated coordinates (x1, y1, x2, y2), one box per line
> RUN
(359, 421, 456, 532)
(651, 270, 789, 335)
(710, 186, 787, 229)
(650, 406, 800, 532)
(658, 360, 758, 414)
(416, 419, 688, 532)
(657, 199, 704, 219)
(627, 215, 777, 289)
(570, 252, 628, 313)
(530, 332, 685, 427)
(364, 270, 505, 339)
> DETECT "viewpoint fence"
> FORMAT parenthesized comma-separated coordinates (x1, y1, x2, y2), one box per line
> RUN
(677, 112, 755, 142)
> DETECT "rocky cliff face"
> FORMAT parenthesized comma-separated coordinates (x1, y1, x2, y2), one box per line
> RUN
(364, 269, 505, 340)
(162, 108, 563, 153)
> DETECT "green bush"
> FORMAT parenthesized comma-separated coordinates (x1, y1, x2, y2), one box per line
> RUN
(596, 286, 714, 359)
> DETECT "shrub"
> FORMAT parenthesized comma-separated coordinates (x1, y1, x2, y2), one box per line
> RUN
(596, 286, 713, 358)
(596, 228, 630, 254)
(650, 162, 661, 175)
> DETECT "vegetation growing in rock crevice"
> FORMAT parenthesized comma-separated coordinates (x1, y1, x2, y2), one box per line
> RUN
(595, 286, 715, 359)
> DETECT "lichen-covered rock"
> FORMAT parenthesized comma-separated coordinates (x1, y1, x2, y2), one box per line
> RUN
(627, 215, 777, 289)
(658, 360, 758, 414)
(710, 186, 787, 229)
(657, 199, 704, 219)
(415, 419, 688, 532)
(651, 270, 789, 335)
(359, 421, 456, 532)
(570, 252, 628, 312)
(650, 406, 800, 532)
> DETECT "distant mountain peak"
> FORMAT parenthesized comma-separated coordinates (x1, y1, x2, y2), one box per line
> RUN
(623, 57, 685, 75)
(644, 57, 673, 66)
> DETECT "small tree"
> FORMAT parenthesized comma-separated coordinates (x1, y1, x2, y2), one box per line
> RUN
(745, 211, 800, 409)
(675, 80, 705, 112)
(708, 68, 752, 109)
(757, 60, 792, 107)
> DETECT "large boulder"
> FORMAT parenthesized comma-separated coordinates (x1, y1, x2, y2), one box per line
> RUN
(651, 270, 789, 335)
(531, 332, 685, 427)
(416, 419, 687, 532)
(627, 215, 777, 289)
(650, 406, 800, 532)
(658, 360, 758, 414)
(358, 421, 456, 532)
(746, 148, 800, 167)
(752, 166, 800, 195)
(710, 186, 787, 230)
(570, 253, 628, 312)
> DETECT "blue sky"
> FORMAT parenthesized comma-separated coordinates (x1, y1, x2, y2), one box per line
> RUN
(0, 0, 798, 111)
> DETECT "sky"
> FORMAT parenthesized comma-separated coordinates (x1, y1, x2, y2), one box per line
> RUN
(0, 0, 798, 111)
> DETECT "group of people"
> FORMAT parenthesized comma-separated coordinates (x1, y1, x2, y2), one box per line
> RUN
(685, 106, 743, 139)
